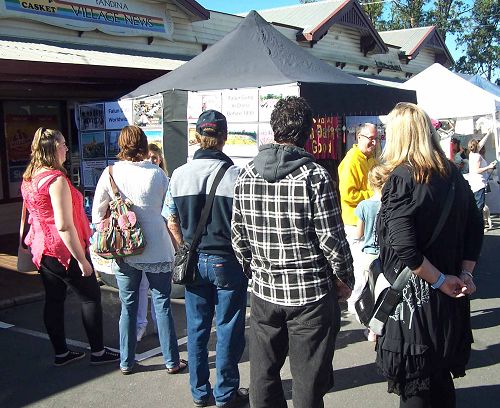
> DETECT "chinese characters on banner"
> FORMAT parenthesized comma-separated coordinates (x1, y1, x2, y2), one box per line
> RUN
(305, 116, 339, 160)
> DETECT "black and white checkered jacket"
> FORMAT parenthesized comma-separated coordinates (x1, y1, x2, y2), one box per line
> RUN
(232, 146, 354, 306)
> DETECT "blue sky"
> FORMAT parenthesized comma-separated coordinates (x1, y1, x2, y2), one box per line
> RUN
(197, 0, 463, 62)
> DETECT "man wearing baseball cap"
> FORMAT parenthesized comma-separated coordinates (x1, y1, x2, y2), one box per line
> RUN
(164, 110, 249, 408)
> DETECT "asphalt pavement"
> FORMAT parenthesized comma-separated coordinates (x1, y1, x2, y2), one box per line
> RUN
(0, 217, 499, 407)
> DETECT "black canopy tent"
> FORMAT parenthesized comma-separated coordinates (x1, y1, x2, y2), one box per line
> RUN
(123, 11, 416, 171)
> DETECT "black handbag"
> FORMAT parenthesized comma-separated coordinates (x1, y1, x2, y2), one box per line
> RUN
(355, 181, 456, 335)
(172, 162, 231, 285)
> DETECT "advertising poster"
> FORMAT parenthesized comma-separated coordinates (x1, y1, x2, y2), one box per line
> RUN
(8, 165, 25, 199)
(222, 89, 259, 123)
(258, 84, 300, 122)
(79, 103, 105, 131)
(105, 100, 133, 130)
(82, 160, 107, 188)
(133, 95, 163, 128)
(106, 130, 120, 158)
(304, 116, 339, 160)
(81, 131, 106, 159)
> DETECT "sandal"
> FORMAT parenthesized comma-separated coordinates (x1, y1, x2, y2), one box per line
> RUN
(166, 358, 188, 374)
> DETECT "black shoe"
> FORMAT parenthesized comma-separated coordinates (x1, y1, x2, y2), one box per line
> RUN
(193, 399, 209, 407)
(90, 348, 120, 365)
(54, 350, 85, 367)
(217, 388, 249, 408)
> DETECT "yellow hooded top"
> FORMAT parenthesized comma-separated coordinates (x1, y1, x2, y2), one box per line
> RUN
(338, 144, 376, 226)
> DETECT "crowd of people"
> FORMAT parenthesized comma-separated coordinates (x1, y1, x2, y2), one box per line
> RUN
(20, 97, 488, 408)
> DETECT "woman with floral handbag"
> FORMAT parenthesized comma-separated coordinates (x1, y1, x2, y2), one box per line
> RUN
(92, 125, 186, 375)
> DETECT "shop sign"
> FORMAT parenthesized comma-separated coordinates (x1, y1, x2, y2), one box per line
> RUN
(305, 116, 339, 160)
(1, 0, 174, 39)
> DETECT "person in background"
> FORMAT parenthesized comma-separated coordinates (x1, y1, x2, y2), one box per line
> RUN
(135, 143, 167, 342)
(352, 164, 385, 342)
(232, 97, 353, 408)
(92, 126, 185, 375)
(338, 123, 378, 314)
(376, 103, 483, 408)
(21, 127, 120, 367)
(467, 134, 496, 212)
(451, 138, 468, 174)
(165, 110, 249, 408)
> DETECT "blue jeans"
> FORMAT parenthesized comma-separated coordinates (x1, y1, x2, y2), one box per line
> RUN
(474, 188, 486, 212)
(112, 259, 180, 370)
(185, 253, 248, 405)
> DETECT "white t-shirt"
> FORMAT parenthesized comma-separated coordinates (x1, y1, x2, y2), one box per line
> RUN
(465, 152, 489, 193)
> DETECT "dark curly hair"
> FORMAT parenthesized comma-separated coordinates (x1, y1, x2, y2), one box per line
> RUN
(117, 125, 148, 162)
(270, 96, 313, 148)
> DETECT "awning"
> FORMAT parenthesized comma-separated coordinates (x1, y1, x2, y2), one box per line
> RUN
(0, 39, 187, 71)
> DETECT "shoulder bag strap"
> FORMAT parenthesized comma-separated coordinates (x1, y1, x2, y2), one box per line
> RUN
(392, 181, 456, 291)
(108, 165, 121, 199)
(19, 202, 28, 247)
(190, 162, 231, 250)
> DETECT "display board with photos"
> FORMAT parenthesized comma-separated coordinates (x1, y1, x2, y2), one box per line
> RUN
(187, 84, 300, 166)
(78, 96, 163, 218)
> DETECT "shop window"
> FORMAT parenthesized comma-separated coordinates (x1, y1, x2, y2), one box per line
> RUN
(2, 101, 62, 199)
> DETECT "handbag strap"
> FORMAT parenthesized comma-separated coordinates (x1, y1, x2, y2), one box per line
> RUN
(391, 181, 456, 291)
(190, 162, 231, 250)
(108, 165, 121, 199)
(19, 202, 28, 247)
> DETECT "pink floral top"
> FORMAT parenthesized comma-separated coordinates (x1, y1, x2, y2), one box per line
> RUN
(21, 170, 91, 269)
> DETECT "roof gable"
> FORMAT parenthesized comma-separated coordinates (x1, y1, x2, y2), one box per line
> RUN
(379, 26, 453, 66)
(172, 0, 209, 21)
(247, 0, 387, 54)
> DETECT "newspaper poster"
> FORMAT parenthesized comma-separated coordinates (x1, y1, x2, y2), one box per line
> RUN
(133, 95, 163, 128)
(105, 100, 133, 130)
(81, 131, 106, 159)
(79, 103, 105, 131)
(222, 89, 259, 123)
(82, 160, 107, 188)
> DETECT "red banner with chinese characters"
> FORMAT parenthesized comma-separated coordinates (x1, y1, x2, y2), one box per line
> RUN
(305, 116, 339, 159)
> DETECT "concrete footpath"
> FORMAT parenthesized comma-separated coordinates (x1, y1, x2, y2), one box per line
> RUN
(0, 218, 499, 407)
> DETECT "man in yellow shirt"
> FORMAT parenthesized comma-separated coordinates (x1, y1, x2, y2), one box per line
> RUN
(338, 123, 378, 228)
(338, 123, 378, 314)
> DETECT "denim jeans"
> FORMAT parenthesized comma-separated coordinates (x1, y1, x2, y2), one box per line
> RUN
(112, 259, 180, 370)
(185, 253, 248, 405)
(249, 291, 341, 408)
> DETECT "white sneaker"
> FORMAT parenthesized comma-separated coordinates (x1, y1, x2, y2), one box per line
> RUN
(136, 326, 147, 342)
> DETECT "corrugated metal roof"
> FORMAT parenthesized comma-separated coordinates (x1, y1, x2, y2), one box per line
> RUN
(240, 0, 347, 32)
(379, 26, 433, 54)
(0, 39, 186, 71)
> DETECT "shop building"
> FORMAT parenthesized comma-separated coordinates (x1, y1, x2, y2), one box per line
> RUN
(0, 0, 453, 234)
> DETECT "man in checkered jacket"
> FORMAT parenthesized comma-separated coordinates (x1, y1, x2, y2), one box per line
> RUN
(231, 96, 354, 408)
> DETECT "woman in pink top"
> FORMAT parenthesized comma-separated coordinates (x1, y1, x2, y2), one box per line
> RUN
(21, 127, 119, 367)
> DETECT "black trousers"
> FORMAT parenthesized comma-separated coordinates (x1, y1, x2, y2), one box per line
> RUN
(399, 369, 456, 408)
(38, 254, 104, 354)
(249, 291, 341, 408)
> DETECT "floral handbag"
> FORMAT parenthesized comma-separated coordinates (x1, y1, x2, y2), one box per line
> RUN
(92, 166, 146, 259)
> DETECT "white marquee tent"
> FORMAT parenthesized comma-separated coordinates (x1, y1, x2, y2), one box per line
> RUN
(403, 63, 500, 213)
